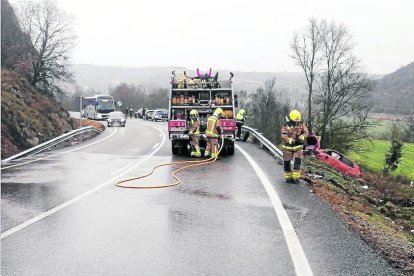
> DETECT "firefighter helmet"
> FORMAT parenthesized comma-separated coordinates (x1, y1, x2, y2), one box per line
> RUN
(190, 109, 198, 120)
(190, 109, 199, 116)
(289, 110, 302, 122)
(213, 108, 224, 117)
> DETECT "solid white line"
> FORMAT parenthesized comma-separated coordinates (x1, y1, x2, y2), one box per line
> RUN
(1, 128, 119, 171)
(235, 144, 313, 276)
(1, 126, 166, 240)
(111, 162, 134, 176)
(153, 143, 160, 149)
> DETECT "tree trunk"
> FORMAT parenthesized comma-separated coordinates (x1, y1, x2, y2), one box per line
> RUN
(307, 83, 313, 133)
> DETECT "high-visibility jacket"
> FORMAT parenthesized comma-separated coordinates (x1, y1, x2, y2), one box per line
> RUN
(189, 119, 200, 136)
(206, 115, 222, 137)
(281, 121, 309, 151)
(236, 111, 245, 123)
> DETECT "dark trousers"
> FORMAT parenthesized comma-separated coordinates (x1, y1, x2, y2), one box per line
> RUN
(236, 122, 243, 138)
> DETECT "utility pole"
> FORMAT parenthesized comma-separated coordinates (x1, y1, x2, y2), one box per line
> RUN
(79, 96, 83, 129)
(79, 96, 83, 142)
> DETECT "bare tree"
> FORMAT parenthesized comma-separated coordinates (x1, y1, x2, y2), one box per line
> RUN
(290, 18, 324, 133)
(14, 0, 75, 96)
(248, 79, 291, 143)
(315, 21, 375, 149)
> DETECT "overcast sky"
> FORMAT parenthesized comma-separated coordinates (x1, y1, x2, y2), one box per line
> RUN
(14, 0, 414, 74)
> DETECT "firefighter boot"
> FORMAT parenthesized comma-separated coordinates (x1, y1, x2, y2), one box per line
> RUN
(211, 147, 219, 159)
(292, 157, 302, 184)
(283, 161, 293, 183)
(204, 150, 210, 157)
(292, 171, 300, 184)
(191, 145, 201, 157)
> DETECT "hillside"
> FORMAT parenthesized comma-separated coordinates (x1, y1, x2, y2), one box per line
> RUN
(371, 62, 414, 115)
(1, 0, 34, 70)
(1, 0, 76, 159)
(1, 69, 76, 159)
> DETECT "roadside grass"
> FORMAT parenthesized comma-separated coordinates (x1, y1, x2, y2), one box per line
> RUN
(349, 140, 414, 180)
(302, 157, 414, 273)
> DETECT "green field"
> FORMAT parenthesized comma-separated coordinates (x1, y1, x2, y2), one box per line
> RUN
(367, 119, 409, 140)
(349, 140, 414, 180)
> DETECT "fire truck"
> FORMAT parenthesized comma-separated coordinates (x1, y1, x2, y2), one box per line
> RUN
(168, 69, 237, 156)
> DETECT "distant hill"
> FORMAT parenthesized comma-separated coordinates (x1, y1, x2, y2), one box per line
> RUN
(72, 64, 307, 95)
(371, 62, 414, 115)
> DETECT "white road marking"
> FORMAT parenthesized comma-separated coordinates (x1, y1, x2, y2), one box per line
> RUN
(235, 144, 313, 276)
(1, 126, 166, 239)
(153, 143, 160, 149)
(1, 128, 119, 171)
(111, 162, 134, 175)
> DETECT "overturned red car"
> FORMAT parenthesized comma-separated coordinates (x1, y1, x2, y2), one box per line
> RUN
(304, 135, 361, 177)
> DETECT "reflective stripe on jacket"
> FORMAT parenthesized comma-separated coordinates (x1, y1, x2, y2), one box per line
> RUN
(282, 144, 303, 151)
(280, 121, 309, 152)
(206, 115, 221, 137)
(189, 119, 200, 135)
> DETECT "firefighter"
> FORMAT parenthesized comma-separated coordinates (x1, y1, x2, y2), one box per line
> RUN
(281, 109, 309, 183)
(205, 108, 224, 158)
(235, 108, 246, 140)
(189, 109, 201, 157)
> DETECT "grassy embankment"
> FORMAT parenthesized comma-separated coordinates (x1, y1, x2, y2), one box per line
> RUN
(302, 118, 413, 273)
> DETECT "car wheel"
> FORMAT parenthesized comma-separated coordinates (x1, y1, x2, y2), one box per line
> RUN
(225, 141, 235, 155)
(172, 145, 180, 155)
(226, 146, 235, 155)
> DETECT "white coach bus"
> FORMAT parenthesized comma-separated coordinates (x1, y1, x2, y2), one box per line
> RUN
(84, 95, 115, 120)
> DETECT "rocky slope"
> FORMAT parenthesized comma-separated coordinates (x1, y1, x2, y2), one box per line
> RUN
(1, 69, 76, 159)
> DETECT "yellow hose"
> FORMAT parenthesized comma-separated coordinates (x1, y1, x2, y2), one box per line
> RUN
(116, 136, 225, 189)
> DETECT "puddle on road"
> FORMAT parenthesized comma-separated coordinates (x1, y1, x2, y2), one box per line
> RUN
(176, 187, 231, 201)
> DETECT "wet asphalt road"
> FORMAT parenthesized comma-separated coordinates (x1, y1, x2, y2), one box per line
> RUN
(1, 119, 398, 275)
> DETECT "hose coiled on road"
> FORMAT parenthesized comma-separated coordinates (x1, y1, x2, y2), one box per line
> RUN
(116, 136, 225, 189)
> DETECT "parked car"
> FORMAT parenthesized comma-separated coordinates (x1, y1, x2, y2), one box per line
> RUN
(151, 109, 168, 121)
(135, 108, 143, 118)
(107, 111, 126, 127)
(305, 134, 360, 177)
(144, 110, 155, 120)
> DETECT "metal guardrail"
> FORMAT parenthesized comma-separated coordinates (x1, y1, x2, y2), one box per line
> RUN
(1, 126, 102, 163)
(241, 125, 283, 160)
